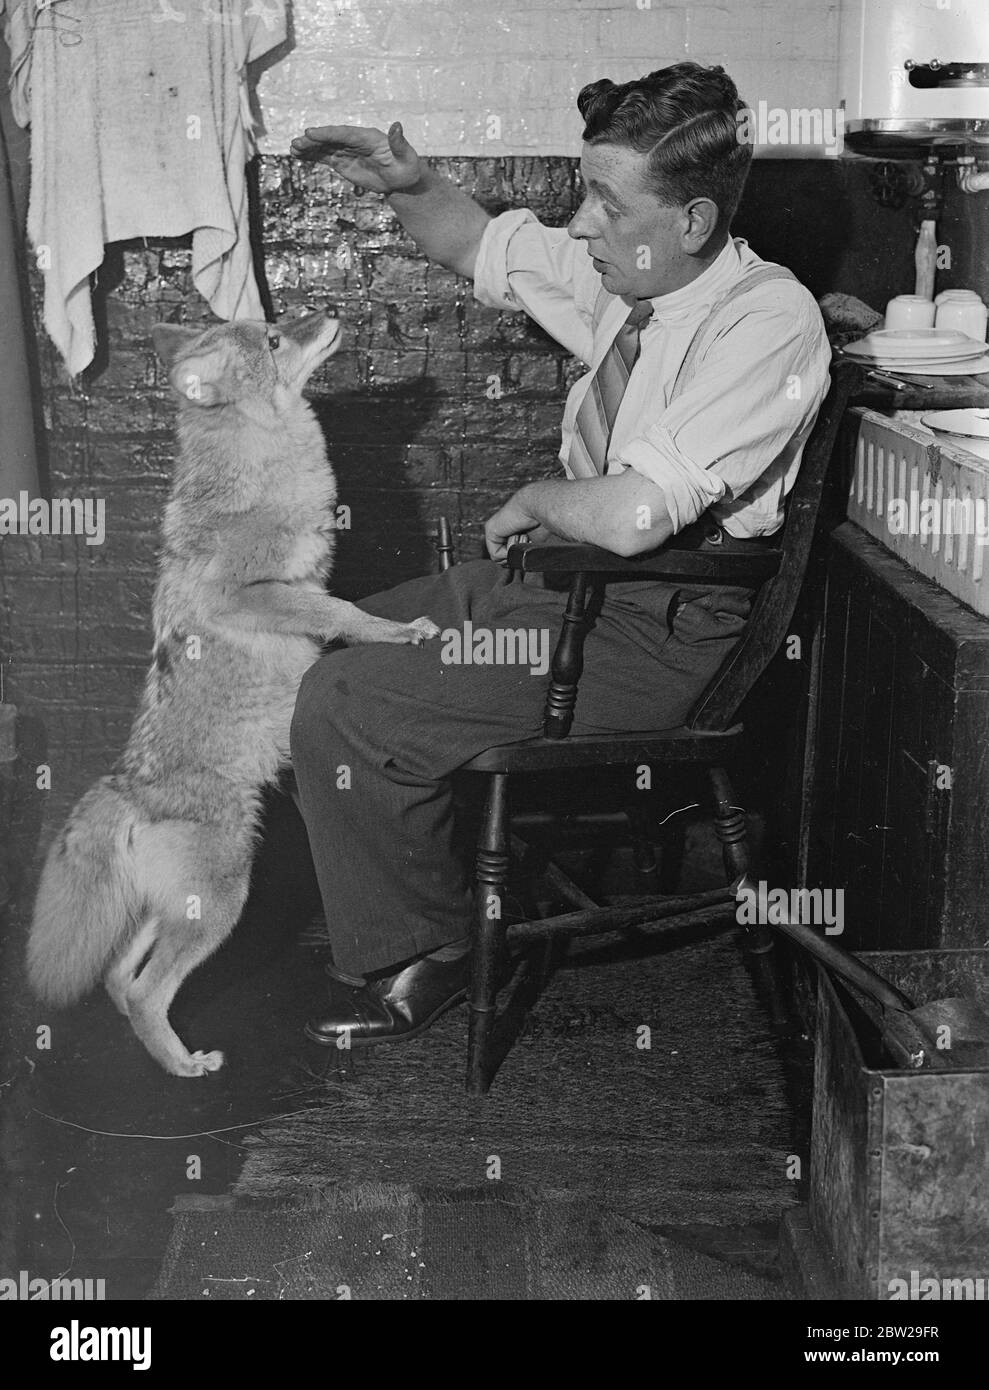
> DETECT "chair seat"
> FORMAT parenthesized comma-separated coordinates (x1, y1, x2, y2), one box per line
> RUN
(461, 722, 745, 773)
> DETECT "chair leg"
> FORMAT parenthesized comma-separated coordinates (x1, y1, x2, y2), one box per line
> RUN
(709, 766, 750, 883)
(467, 773, 510, 1096)
(543, 573, 590, 740)
(658, 815, 686, 894)
(625, 803, 660, 895)
(708, 767, 790, 1030)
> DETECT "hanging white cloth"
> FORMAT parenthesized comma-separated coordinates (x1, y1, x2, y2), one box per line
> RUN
(0, 0, 34, 127)
(27, 0, 287, 375)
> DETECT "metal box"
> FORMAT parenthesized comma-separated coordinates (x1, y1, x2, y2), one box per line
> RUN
(809, 949, 989, 1300)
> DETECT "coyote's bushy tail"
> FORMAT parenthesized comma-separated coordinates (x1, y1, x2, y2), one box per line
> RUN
(27, 779, 141, 1005)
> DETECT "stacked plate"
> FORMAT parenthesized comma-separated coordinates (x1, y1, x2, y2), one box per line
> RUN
(921, 409, 989, 461)
(922, 409, 989, 439)
(842, 328, 989, 376)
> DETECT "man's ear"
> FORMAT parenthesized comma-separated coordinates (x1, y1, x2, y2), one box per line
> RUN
(682, 197, 721, 252)
(150, 324, 202, 367)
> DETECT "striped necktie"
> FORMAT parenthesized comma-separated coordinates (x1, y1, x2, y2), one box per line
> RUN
(568, 298, 654, 479)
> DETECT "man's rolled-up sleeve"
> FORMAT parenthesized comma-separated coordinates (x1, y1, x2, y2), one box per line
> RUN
(473, 209, 599, 362)
(614, 293, 832, 535)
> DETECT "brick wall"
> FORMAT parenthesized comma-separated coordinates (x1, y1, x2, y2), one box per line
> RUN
(257, 0, 841, 156)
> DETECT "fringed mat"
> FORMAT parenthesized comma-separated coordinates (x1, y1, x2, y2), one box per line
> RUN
(149, 1186, 785, 1301)
(233, 936, 799, 1228)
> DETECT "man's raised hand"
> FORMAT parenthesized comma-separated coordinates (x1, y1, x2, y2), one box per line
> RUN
(290, 120, 423, 194)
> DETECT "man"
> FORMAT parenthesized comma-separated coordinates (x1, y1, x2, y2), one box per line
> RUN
(289, 62, 832, 1046)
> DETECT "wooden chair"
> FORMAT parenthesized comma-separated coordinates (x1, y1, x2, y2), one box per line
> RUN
(446, 359, 860, 1095)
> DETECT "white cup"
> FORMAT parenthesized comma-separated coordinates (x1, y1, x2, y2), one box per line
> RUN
(934, 290, 988, 342)
(885, 295, 936, 331)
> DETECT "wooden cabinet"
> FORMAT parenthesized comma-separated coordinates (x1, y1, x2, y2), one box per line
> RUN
(806, 521, 989, 951)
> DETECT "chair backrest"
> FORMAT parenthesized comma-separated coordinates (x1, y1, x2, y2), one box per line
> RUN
(685, 358, 860, 732)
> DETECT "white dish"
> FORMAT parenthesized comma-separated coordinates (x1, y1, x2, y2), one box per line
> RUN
(865, 355, 989, 376)
(845, 329, 982, 359)
(850, 351, 986, 368)
(921, 409, 989, 439)
(867, 328, 973, 349)
(845, 346, 984, 365)
(844, 340, 984, 363)
(951, 438, 989, 462)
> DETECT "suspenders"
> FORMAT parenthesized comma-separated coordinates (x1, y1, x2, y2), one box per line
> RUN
(588, 263, 799, 403)
(668, 265, 798, 401)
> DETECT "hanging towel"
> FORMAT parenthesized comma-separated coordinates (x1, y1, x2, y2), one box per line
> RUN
(0, 0, 34, 128)
(27, 0, 287, 376)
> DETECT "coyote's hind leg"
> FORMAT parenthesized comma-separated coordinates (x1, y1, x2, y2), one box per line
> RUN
(123, 875, 248, 1077)
(105, 916, 160, 1017)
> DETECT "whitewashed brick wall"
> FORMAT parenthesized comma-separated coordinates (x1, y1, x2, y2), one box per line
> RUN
(257, 0, 841, 156)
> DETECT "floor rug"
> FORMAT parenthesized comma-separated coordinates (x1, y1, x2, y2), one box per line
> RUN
(149, 1185, 786, 1301)
(232, 935, 803, 1228)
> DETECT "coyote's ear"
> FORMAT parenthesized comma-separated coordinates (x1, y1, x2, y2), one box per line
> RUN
(151, 324, 202, 367)
(166, 353, 227, 407)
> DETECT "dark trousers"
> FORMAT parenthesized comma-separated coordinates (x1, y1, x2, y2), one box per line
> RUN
(290, 559, 752, 976)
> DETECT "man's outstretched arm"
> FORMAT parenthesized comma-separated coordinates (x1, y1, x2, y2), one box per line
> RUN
(292, 120, 490, 278)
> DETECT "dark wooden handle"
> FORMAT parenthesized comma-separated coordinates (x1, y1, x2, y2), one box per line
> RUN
(436, 516, 455, 572)
(543, 573, 591, 740)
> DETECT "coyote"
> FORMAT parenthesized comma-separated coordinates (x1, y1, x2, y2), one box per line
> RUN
(27, 311, 439, 1076)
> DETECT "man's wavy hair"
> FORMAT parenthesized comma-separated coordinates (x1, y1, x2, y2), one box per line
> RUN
(577, 63, 753, 225)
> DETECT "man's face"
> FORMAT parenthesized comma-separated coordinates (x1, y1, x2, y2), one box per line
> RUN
(568, 142, 692, 300)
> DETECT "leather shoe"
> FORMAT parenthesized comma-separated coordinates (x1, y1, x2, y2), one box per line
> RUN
(305, 951, 469, 1047)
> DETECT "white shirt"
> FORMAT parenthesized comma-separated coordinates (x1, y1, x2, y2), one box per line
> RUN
(473, 210, 833, 538)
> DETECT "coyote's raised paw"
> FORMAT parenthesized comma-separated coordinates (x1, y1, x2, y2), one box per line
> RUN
(406, 616, 441, 645)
